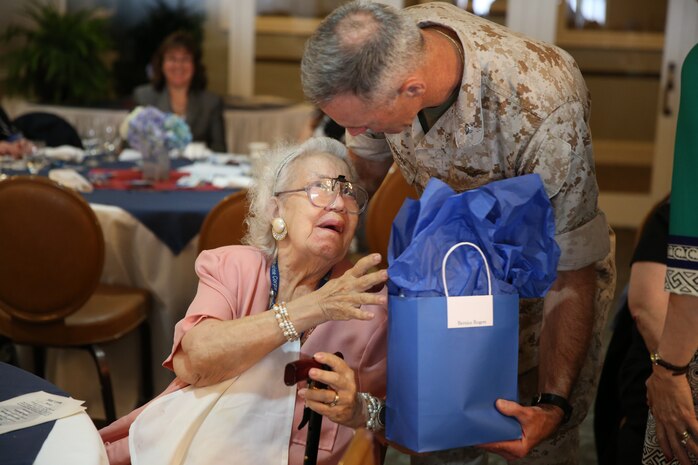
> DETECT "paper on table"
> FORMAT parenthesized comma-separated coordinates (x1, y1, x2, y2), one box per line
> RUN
(0, 391, 86, 435)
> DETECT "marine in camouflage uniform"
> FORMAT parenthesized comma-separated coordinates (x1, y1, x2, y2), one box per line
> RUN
(302, 2, 616, 464)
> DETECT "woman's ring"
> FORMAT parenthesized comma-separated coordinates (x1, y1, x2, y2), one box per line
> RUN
(328, 392, 340, 407)
(680, 430, 691, 446)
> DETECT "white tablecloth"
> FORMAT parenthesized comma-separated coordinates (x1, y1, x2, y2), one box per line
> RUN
(223, 103, 314, 153)
(34, 412, 109, 465)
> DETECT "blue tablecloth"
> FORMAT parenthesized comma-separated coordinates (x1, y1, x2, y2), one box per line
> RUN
(83, 189, 235, 255)
(0, 362, 68, 465)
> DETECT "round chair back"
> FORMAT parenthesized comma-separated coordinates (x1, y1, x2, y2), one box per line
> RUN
(0, 177, 104, 323)
(198, 190, 249, 253)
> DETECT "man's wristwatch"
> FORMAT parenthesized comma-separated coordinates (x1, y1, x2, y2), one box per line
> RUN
(650, 352, 690, 376)
(531, 393, 573, 424)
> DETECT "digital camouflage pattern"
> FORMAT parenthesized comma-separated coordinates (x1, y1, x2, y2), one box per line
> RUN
(347, 3, 617, 463)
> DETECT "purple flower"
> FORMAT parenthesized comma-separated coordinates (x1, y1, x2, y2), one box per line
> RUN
(126, 106, 192, 153)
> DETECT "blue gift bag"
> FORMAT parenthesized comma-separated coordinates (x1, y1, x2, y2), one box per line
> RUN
(386, 243, 522, 452)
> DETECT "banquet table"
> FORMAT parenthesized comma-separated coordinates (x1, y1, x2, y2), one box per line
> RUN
(0, 362, 108, 465)
(9, 159, 243, 420)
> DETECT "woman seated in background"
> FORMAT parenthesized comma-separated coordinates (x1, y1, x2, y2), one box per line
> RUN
(100, 137, 388, 465)
(134, 31, 226, 152)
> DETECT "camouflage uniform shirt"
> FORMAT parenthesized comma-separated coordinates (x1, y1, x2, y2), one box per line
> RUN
(348, 4, 617, 463)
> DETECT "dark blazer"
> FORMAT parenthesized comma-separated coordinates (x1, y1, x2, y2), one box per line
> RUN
(133, 85, 227, 152)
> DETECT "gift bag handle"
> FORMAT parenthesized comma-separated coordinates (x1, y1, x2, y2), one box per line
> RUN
(441, 242, 492, 297)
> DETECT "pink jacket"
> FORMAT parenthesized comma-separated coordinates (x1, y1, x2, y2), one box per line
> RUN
(100, 245, 387, 465)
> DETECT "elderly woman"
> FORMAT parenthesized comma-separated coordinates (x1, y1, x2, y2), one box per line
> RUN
(100, 137, 388, 465)
(134, 31, 226, 152)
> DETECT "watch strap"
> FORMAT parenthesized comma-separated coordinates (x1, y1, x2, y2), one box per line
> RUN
(531, 393, 573, 424)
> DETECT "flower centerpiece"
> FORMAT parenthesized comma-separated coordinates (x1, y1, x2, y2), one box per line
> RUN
(121, 106, 192, 181)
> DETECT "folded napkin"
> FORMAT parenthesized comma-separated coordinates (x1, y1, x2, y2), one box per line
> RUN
(183, 142, 212, 160)
(177, 162, 253, 189)
(118, 148, 142, 162)
(43, 145, 85, 163)
(48, 169, 93, 193)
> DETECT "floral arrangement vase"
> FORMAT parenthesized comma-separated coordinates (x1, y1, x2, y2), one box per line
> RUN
(123, 106, 192, 182)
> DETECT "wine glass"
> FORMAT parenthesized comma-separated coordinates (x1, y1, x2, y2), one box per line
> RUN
(25, 141, 48, 175)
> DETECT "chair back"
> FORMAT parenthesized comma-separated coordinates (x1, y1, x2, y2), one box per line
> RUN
(365, 165, 418, 268)
(13, 112, 83, 148)
(0, 177, 104, 323)
(198, 190, 249, 253)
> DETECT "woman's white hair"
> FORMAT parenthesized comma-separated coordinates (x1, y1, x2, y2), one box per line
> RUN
(243, 136, 356, 258)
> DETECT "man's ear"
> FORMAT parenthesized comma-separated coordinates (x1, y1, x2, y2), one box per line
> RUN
(399, 76, 426, 98)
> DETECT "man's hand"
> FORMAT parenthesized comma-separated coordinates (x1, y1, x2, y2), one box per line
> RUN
(478, 399, 564, 461)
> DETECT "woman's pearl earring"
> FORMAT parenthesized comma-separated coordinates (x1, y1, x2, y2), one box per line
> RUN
(271, 217, 287, 241)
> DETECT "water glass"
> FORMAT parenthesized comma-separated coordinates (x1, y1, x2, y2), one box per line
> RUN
(102, 125, 121, 162)
(81, 126, 102, 166)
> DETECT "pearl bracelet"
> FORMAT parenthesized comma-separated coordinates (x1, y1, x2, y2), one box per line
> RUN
(272, 302, 299, 342)
(358, 392, 384, 432)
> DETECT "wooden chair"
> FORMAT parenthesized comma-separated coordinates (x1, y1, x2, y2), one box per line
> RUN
(0, 177, 152, 423)
(198, 189, 249, 253)
(365, 165, 419, 268)
(338, 428, 382, 465)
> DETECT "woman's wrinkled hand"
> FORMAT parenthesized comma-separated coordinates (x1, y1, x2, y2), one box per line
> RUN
(298, 352, 367, 428)
(646, 368, 698, 464)
(295, 253, 388, 323)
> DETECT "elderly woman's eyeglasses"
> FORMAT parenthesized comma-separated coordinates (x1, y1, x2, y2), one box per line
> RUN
(274, 176, 368, 215)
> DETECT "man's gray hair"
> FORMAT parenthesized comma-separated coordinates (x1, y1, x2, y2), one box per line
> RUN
(301, 0, 424, 105)
(243, 137, 354, 258)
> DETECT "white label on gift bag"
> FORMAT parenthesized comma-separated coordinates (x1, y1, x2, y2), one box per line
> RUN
(447, 295, 494, 328)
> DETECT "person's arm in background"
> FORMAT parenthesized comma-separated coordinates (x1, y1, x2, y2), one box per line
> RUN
(625, 199, 671, 352)
(627, 262, 669, 352)
(0, 140, 30, 158)
(0, 106, 31, 158)
(647, 294, 698, 463)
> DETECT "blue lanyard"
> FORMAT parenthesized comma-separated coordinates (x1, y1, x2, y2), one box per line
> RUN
(268, 260, 332, 308)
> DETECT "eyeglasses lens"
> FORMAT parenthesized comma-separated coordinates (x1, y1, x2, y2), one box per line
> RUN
(308, 179, 367, 214)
